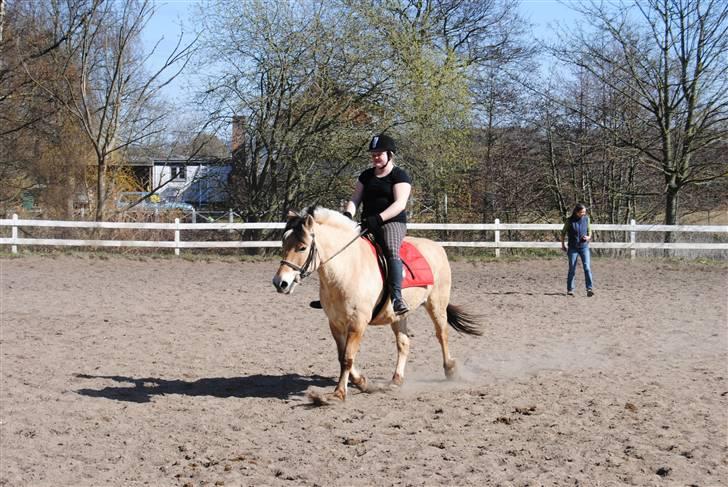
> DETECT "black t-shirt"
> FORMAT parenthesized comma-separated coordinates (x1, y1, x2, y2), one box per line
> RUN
(358, 166, 412, 224)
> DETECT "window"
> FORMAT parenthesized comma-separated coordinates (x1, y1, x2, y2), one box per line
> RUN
(170, 166, 186, 181)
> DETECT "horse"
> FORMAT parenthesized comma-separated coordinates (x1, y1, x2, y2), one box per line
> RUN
(272, 206, 482, 401)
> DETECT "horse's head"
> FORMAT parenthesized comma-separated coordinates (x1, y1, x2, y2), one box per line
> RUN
(273, 206, 360, 294)
(272, 209, 317, 294)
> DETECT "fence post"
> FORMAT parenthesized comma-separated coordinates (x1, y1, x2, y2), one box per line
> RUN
(11, 213, 18, 254)
(630, 219, 636, 260)
(175, 218, 180, 256)
(191, 208, 196, 224)
(494, 218, 500, 258)
(229, 209, 234, 234)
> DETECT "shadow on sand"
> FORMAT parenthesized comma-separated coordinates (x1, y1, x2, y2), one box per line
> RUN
(74, 373, 335, 403)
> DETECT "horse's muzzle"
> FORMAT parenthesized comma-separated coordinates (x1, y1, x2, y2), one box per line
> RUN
(272, 273, 298, 294)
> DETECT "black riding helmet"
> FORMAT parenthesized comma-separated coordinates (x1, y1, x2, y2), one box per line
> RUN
(368, 133, 396, 153)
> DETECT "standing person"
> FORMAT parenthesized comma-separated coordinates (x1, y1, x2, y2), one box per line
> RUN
(561, 203, 595, 297)
(344, 133, 412, 315)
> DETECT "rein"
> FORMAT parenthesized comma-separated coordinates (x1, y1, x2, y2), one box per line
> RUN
(280, 226, 368, 283)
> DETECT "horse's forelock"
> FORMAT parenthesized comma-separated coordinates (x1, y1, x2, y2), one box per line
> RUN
(284, 214, 304, 232)
(283, 214, 308, 244)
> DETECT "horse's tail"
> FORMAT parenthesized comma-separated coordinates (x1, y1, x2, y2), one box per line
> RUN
(446, 304, 483, 336)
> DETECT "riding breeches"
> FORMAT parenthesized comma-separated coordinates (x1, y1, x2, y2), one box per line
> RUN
(374, 221, 407, 259)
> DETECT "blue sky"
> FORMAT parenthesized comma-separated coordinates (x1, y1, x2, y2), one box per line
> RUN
(143, 0, 581, 103)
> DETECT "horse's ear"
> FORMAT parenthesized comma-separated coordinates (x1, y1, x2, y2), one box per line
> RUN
(286, 210, 299, 222)
(303, 214, 315, 230)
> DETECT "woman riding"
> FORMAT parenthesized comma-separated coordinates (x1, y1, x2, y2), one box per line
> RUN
(344, 133, 412, 315)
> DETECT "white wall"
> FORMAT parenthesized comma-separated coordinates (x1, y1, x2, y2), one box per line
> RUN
(153, 164, 231, 205)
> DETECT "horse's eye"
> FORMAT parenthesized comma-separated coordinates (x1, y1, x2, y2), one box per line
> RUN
(296, 245, 307, 252)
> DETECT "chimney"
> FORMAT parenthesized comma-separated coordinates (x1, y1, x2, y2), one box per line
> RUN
(231, 115, 245, 155)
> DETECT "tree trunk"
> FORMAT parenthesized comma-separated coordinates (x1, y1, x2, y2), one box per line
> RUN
(66, 174, 75, 220)
(664, 184, 679, 245)
(95, 162, 105, 222)
(0, 0, 5, 44)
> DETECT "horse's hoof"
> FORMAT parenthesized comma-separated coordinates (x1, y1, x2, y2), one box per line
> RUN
(307, 390, 345, 406)
(307, 390, 331, 406)
(387, 382, 402, 393)
(391, 374, 404, 386)
(352, 376, 368, 392)
(444, 359, 457, 380)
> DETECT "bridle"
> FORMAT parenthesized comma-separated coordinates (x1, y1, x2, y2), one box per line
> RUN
(279, 227, 367, 283)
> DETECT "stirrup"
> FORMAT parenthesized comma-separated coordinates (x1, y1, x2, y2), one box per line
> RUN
(392, 298, 409, 315)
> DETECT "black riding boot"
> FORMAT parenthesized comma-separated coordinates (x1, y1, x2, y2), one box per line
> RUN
(388, 258, 409, 315)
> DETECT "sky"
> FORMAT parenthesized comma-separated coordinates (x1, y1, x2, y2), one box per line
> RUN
(142, 1, 199, 103)
(142, 0, 582, 104)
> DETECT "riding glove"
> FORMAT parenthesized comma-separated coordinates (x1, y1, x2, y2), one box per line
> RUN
(365, 214, 383, 233)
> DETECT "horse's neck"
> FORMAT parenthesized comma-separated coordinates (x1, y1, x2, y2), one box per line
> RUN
(316, 225, 369, 283)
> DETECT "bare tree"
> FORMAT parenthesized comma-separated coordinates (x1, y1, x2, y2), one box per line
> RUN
(197, 0, 389, 221)
(24, 0, 196, 220)
(550, 0, 728, 230)
(357, 1, 532, 221)
(0, 0, 93, 216)
(537, 62, 652, 225)
(193, 0, 533, 222)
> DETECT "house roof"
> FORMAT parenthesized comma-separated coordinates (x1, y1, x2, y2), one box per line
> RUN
(127, 157, 232, 167)
(152, 157, 231, 166)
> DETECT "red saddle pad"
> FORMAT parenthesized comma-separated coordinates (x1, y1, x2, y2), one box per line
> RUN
(400, 241, 434, 288)
(363, 238, 434, 288)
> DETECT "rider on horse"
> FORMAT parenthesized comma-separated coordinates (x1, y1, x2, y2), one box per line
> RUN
(345, 134, 412, 315)
(308, 134, 413, 315)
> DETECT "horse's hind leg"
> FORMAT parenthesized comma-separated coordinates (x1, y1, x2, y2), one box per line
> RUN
(349, 359, 368, 392)
(425, 299, 457, 379)
(390, 318, 410, 386)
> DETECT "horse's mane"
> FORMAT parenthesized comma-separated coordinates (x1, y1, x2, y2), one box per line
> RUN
(284, 206, 357, 241)
(310, 207, 358, 232)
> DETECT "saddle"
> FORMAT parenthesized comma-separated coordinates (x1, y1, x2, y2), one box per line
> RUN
(362, 234, 434, 321)
(362, 234, 434, 288)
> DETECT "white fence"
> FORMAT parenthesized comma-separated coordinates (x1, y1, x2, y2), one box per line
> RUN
(1, 214, 727, 258)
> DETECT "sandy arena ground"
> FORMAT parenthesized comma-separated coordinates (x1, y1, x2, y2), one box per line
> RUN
(0, 254, 726, 486)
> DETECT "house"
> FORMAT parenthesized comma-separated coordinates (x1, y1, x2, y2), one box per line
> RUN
(125, 119, 245, 210)
(153, 158, 232, 209)
(127, 157, 232, 210)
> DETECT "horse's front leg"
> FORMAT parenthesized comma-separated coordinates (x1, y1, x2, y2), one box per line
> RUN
(329, 320, 367, 400)
(390, 317, 410, 386)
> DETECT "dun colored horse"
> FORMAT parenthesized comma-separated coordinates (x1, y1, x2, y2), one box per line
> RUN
(272, 207, 482, 401)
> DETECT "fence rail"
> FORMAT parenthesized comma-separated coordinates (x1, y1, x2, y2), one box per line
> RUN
(2, 214, 727, 258)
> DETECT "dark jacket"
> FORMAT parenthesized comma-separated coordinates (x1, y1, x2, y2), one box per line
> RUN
(562, 215, 591, 249)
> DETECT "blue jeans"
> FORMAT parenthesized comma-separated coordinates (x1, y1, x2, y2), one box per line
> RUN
(567, 246, 593, 291)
